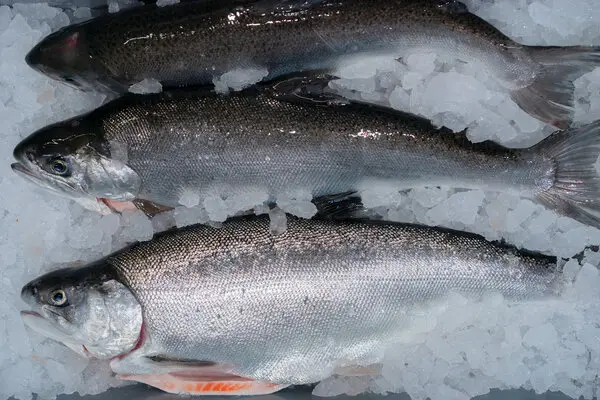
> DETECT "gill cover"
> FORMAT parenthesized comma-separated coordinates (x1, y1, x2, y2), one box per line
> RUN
(83, 153, 142, 201)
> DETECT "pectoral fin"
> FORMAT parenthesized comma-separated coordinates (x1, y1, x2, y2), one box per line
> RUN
(98, 198, 173, 217)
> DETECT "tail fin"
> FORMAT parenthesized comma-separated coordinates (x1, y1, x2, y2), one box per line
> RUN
(510, 46, 600, 128)
(534, 120, 600, 227)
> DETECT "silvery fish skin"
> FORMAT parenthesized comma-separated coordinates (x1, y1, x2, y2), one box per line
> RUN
(24, 0, 600, 125)
(21, 216, 562, 390)
(11, 86, 600, 227)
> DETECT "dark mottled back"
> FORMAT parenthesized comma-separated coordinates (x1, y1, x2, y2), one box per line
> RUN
(34, 0, 517, 89)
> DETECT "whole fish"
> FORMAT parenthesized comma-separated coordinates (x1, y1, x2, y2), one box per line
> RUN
(11, 84, 600, 227)
(24, 0, 600, 126)
(20, 215, 563, 395)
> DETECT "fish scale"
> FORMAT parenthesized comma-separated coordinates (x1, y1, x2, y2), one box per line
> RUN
(94, 89, 552, 206)
(25, 0, 600, 124)
(12, 79, 600, 226)
(39, 0, 527, 88)
(103, 215, 561, 384)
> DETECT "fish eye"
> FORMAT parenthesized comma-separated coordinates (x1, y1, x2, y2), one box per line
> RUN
(48, 157, 71, 176)
(49, 289, 68, 306)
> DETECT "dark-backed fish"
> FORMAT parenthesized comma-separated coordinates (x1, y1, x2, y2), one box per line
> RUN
(24, 0, 600, 126)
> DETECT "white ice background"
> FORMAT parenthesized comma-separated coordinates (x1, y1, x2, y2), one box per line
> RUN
(1, 1, 600, 400)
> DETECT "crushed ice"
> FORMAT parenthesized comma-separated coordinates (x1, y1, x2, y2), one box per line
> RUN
(2, 1, 600, 400)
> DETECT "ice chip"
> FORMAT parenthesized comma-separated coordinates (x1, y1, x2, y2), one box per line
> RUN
(426, 190, 485, 225)
(203, 195, 230, 222)
(129, 78, 163, 94)
(268, 207, 287, 235)
(156, 0, 180, 6)
(178, 189, 200, 208)
(276, 188, 317, 218)
(0, 6, 12, 32)
(174, 205, 209, 228)
(72, 8, 92, 20)
(213, 67, 269, 93)
(562, 258, 581, 282)
(108, 1, 120, 13)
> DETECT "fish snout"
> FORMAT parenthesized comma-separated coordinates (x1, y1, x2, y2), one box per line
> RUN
(24, 42, 42, 70)
(25, 29, 89, 90)
(21, 280, 40, 306)
(12, 138, 35, 165)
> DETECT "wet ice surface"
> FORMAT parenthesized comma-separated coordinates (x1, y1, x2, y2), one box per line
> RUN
(1, 1, 600, 400)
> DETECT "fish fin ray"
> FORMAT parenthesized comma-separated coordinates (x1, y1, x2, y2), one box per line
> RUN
(532, 120, 600, 227)
(511, 46, 600, 127)
(132, 199, 174, 217)
(118, 372, 287, 395)
(312, 192, 374, 220)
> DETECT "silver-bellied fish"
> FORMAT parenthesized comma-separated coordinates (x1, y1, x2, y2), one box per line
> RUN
(10, 81, 600, 227)
(20, 212, 564, 395)
(24, 0, 600, 126)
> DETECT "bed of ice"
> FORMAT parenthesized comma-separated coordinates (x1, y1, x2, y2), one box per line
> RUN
(1, 1, 600, 399)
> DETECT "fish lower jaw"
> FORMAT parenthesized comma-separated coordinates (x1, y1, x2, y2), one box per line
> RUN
(20, 310, 90, 358)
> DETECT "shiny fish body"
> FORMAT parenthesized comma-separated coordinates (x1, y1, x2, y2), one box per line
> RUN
(104, 216, 561, 384)
(14, 88, 555, 208)
(15, 86, 600, 227)
(26, 0, 528, 89)
(24, 0, 600, 125)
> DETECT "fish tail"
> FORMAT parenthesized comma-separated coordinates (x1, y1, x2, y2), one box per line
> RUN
(510, 46, 600, 128)
(533, 120, 600, 227)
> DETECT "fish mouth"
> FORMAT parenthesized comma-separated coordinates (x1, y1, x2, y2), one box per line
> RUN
(11, 162, 70, 195)
(11, 162, 37, 178)
(20, 310, 42, 318)
(20, 310, 90, 358)
(11, 162, 112, 215)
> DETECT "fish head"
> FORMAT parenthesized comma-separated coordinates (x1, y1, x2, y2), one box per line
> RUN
(20, 261, 144, 359)
(26, 27, 122, 93)
(12, 118, 142, 212)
